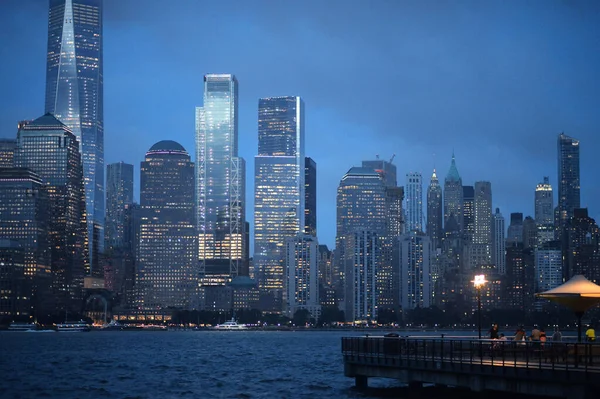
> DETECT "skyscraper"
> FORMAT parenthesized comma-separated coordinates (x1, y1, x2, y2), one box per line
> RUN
(535, 177, 554, 247)
(362, 158, 397, 187)
(285, 235, 320, 319)
(507, 213, 524, 245)
(557, 133, 580, 235)
(45, 0, 104, 275)
(304, 157, 317, 236)
(426, 169, 442, 249)
(196, 74, 246, 283)
(473, 182, 492, 245)
(137, 141, 197, 310)
(254, 96, 305, 302)
(444, 153, 463, 233)
(398, 231, 432, 309)
(405, 172, 423, 232)
(344, 230, 380, 321)
(105, 162, 133, 251)
(0, 138, 16, 167)
(15, 114, 87, 310)
(462, 185, 474, 241)
(492, 208, 506, 274)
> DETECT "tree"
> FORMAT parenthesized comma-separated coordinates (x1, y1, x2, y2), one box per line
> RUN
(293, 309, 311, 326)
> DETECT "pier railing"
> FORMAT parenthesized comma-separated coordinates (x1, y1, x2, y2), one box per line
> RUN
(342, 336, 600, 377)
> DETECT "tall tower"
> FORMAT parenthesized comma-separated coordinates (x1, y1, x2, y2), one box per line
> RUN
(15, 114, 87, 310)
(196, 74, 246, 283)
(398, 231, 432, 309)
(285, 235, 320, 319)
(105, 162, 133, 251)
(492, 208, 506, 274)
(444, 153, 463, 233)
(535, 177, 554, 247)
(462, 185, 475, 241)
(426, 169, 442, 249)
(405, 172, 423, 232)
(473, 182, 492, 245)
(254, 96, 305, 302)
(304, 157, 317, 236)
(45, 0, 104, 275)
(557, 133, 580, 234)
(362, 159, 397, 188)
(137, 141, 197, 310)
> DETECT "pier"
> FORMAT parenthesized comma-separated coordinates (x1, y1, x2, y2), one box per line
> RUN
(341, 336, 600, 399)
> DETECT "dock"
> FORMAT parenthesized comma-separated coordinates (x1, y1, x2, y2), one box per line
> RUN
(341, 336, 600, 399)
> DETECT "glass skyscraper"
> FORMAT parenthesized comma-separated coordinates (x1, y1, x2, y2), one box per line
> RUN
(45, 0, 104, 275)
(105, 162, 133, 251)
(444, 154, 463, 233)
(196, 74, 246, 283)
(304, 157, 317, 236)
(254, 96, 305, 302)
(557, 133, 580, 232)
(405, 172, 423, 232)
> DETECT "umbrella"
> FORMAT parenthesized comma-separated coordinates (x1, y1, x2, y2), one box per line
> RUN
(536, 275, 600, 342)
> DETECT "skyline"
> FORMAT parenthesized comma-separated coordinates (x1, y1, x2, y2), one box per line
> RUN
(1, 1, 600, 248)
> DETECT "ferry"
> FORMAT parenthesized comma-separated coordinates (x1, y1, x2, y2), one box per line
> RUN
(213, 318, 248, 331)
(56, 320, 91, 332)
(8, 322, 37, 331)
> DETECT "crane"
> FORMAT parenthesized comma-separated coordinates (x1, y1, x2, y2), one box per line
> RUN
(389, 154, 396, 164)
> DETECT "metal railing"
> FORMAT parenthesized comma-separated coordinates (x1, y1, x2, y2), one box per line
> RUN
(342, 336, 600, 379)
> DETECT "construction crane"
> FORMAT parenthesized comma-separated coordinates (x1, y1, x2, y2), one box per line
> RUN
(389, 154, 396, 164)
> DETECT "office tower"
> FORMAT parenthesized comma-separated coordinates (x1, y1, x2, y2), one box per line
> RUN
(386, 186, 405, 237)
(137, 141, 197, 310)
(304, 157, 317, 236)
(105, 162, 133, 251)
(535, 177, 554, 246)
(46, 0, 104, 275)
(362, 158, 397, 187)
(15, 114, 86, 310)
(0, 240, 28, 318)
(507, 213, 524, 245)
(505, 242, 535, 311)
(398, 231, 432, 309)
(0, 169, 51, 317)
(462, 185, 475, 241)
(565, 209, 600, 282)
(444, 153, 463, 233)
(535, 241, 562, 293)
(426, 169, 443, 249)
(285, 235, 320, 319)
(492, 208, 506, 274)
(557, 133, 580, 236)
(196, 74, 245, 283)
(335, 167, 386, 275)
(254, 96, 305, 304)
(405, 172, 423, 232)
(0, 139, 16, 167)
(318, 244, 333, 288)
(523, 216, 537, 249)
(473, 182, 492, 245)
(344, 231, 380, 321)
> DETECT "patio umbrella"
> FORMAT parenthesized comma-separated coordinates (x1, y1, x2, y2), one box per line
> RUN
(536, 275, 600, 342)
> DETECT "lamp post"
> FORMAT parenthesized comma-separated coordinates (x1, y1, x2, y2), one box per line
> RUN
(473, 275, 487, 340)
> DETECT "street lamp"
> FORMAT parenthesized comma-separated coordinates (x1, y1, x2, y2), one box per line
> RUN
(472, 274, 487, 340)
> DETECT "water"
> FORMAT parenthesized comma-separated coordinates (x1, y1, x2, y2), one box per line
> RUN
(0, 329, 527, 399)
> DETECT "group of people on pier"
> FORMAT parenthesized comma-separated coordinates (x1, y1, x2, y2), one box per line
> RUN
(488, 323, 597, 343)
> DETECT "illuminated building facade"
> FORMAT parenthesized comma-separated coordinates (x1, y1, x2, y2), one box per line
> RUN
(444, 154, 463, 233)
(137, 141, 197, 310)
(398, 231, 432, 309)
(344, 231, 380, 322)
(462, 185, 474, 241)
(492, 208, 506, 274)
(535, 177, 554, 247)
(105, 162, 133, 251)
(196, 74, 245, 284)
(426, 169, 442, 249)
(45, 0, 104, 275)
(0, 241, 28, 318)
(254, 96, 304, 305)
(557, 133, 580, 236)
(405, 172, 423, 232)
(285, 235, 320, 319)
(15, 114, 87, 311)
(472, 181, 492, 265)
(0, 139, 16, 167)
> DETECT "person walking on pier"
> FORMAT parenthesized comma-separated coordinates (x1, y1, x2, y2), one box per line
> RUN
(585, 325, 596, 342)
(552, 327, 562, 342)
(489, 323, 499, 339)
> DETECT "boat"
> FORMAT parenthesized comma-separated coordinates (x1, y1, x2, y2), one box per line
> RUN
(8, 322, 37, 331)
(56, 320, 91, 332)
(213, 318, 248, 330)
(102, 320, 124, 330)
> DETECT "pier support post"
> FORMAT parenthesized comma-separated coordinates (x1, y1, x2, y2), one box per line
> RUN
(355, 376, 368, 389)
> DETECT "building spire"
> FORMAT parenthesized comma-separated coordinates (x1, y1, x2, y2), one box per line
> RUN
(446, 152, 461, 182)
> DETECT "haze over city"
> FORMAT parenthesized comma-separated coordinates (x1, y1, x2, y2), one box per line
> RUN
(1, 0, 599, 248)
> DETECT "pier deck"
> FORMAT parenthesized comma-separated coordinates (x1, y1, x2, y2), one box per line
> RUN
(341, 336, 600, 399)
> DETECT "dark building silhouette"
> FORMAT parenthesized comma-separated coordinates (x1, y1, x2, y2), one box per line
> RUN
(507, 213, 524, 245)
(557, 133, 580, 237)
(565, 209, 600, 282)
(505, 242, 535, 311)
(444, 154, 463, 233)
(15, 114, 87, 313)
(427, 169, 443, 249)
(105, 162, 133, 251)
(462, 185, 474, 242)
(0, 241, 28, 319)
(305, 157, 317, 236)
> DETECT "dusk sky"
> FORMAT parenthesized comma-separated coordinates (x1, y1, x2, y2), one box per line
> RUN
(1, 1, 599, 249)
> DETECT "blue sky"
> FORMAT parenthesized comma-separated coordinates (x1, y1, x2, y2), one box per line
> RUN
(1, 1, 599, 249)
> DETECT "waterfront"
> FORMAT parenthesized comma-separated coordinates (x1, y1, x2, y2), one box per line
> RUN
(0, 330, 555, 399)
